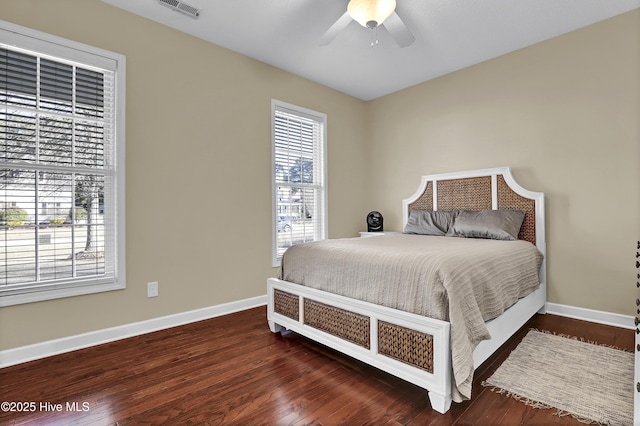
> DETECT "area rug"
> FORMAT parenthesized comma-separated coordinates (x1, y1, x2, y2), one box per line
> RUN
(482, 329, 633, 425)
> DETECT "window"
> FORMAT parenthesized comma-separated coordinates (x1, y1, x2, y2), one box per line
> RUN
(272, 100, 326, 266)
(0, 21, 126, 306)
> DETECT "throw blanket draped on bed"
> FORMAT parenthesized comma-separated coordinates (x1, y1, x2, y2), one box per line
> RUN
(278, 233, 543, 402)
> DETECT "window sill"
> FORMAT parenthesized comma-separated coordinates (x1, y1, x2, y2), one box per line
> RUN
(0, 280, 125, 307)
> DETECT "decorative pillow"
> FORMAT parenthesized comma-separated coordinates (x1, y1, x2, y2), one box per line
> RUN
(447, 209, 526, 240)
(403, 209, 458, 236)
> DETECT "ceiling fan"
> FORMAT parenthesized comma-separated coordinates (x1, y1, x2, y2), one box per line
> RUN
(320, 0, 415, 47)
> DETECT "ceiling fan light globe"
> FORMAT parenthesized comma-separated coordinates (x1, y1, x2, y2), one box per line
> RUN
(347, 0, 396, 28)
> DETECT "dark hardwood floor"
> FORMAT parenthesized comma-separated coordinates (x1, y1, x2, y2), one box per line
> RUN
(0, 306, 633, 425)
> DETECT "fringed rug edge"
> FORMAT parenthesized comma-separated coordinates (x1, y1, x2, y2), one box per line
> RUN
(530, 328, 633, 354)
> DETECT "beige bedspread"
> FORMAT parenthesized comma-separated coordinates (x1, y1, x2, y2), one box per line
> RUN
(278, 233, 543, 402)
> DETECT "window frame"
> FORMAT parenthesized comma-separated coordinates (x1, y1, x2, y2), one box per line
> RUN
(0, 20, 126, 306)
(271, 99, 327, 267)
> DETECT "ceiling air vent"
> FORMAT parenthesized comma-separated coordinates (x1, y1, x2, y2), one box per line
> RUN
(158, 0, 200, 18)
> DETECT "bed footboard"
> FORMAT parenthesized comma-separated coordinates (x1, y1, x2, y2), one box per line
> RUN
(267, 278, 453, 413)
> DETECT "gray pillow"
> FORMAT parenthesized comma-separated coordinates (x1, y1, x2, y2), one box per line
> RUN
(447, 209, 526, 240)
(404, 210, 458, 236)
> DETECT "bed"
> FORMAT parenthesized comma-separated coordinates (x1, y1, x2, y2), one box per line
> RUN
(266, 166, 546, 414)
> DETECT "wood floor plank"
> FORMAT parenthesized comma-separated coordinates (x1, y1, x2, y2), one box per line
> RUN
(0, 307, 633, 425)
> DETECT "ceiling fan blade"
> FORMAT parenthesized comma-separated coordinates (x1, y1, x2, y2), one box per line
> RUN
(319, 12, 352, 46)
(383, 11, 415, 47)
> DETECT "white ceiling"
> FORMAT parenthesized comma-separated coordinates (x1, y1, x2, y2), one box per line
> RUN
(101, 0, 640, 101)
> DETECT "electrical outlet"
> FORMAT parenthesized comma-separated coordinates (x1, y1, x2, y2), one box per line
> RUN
(147, 281, 158, 298)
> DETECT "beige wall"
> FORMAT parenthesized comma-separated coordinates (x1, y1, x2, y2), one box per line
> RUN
(368, 10, 640, 315)
(0, 2, 638, 352)
(0, 0, 369, 350)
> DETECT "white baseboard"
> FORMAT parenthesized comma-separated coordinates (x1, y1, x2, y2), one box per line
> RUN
(0, 295, 267, 369)
(546, 302, 634, 330)
(2, 298, 631, 369)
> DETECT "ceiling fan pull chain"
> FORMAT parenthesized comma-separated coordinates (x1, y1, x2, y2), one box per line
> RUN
(370, 27, 379, 47)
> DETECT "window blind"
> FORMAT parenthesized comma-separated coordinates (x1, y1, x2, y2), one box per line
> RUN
(272, 102, 326, 265)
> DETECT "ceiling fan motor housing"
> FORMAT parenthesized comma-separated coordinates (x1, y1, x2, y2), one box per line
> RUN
(348, 0, 396, 28)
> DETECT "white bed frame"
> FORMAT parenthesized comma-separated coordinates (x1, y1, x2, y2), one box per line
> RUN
(267, 166, 546, 414)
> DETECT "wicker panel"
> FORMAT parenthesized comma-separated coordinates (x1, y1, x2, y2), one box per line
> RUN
(378, 321, 434, 373)
(408, 181, 433, 213)
(274, 289, 299, 321)
(303, 299, 370, 349)
(497, 175, 536, 245)
(437, 176, 492, 211)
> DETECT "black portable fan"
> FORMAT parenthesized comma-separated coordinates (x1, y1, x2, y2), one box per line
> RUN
(367, 211, 383, 232)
